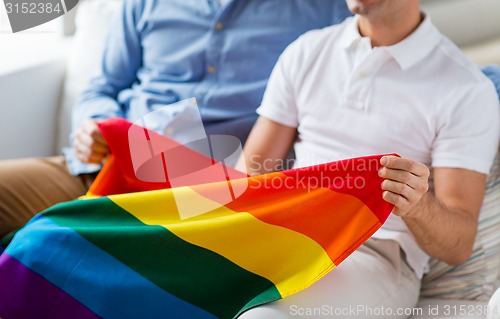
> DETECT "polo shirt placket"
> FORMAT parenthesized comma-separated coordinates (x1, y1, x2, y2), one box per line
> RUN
(342, 45, 390, 112)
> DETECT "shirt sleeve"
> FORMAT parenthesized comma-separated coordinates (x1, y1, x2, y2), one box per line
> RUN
(256, 42, 300, 128)
(71, 0, 144, 134)
(432, 79, 500, 174)
(67, 0, 145, 174)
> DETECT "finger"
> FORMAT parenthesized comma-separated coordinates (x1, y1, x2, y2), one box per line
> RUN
(73, 133, 89, 154)
(380, 156, 429, 177)
(86, 153, 107, 164)
(76, 128, 109, 154)
(378, 167, 420, 189)
(380, 167, 429, 195)
(74, 145, 107, 164)
(74, 137, 106, 158)
(92, 143, 109, 155)
(75, 129, 93, 147)
(81, 118, 98, 134)
(382, 191, 410, 216)
(81, 119, 107, 146)
(381, 179, 418, 203)
(74, 137, 107, 163)
(91, 130, 107, 146)
(74, 142, 90, 163)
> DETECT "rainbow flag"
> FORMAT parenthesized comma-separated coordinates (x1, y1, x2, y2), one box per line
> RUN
(0, 119, 393, 319)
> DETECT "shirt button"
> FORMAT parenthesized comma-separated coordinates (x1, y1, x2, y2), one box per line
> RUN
(358, 71, 366, 78)
(215, 22, 223, 30)
(208, 65, 217, 74)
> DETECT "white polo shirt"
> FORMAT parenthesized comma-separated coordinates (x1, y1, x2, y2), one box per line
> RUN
(257, 15, 500, 278)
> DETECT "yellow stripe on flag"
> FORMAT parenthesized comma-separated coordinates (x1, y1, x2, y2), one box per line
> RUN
(110, 187, 335, 297)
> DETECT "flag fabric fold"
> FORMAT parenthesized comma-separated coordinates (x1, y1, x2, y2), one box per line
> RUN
(0, 118, 394, 319)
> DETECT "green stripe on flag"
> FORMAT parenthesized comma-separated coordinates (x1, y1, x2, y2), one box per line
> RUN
(42, 197, 281, 319)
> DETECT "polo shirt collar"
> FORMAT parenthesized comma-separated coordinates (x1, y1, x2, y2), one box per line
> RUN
(339, 15, 365, 50)
(340, 14, 442, 70)
(384, 14, 441, 70)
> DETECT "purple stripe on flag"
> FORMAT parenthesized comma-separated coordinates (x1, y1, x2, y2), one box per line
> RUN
(0, 253, 101, 319)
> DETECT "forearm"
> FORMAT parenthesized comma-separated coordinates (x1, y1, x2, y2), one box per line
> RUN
(403, 192, 477, 265)
(379, 158, 485, 266)
(72, 0, 143, 132)
(235, 117, 296, 175)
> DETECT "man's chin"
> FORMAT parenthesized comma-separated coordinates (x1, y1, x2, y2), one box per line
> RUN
(347, 0, 382, 15)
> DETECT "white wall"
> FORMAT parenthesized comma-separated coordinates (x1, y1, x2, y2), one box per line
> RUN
(422, 0, 500, 65)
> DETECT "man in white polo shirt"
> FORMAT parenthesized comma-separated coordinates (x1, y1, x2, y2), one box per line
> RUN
(237, 0, 499, 318)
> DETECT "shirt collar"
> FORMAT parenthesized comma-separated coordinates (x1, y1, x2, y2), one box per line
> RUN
(339, 15, 365, 50)
(340, 14, 442, 70)
(384, 14, 441, 70)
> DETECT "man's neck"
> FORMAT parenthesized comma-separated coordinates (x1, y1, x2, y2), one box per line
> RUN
(358, 7, 422, 47)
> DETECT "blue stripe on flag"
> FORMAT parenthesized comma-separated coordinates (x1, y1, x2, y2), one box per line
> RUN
(6, 216, 218, 319)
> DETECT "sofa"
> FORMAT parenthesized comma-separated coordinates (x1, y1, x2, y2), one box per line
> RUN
(0, 0, 499, 318)
(412, 2, 500, 318)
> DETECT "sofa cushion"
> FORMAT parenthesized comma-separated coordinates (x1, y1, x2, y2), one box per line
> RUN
(421, 146, 500, 301)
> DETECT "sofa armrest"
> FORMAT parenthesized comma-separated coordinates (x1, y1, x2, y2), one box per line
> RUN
(0, 40, 69, 160)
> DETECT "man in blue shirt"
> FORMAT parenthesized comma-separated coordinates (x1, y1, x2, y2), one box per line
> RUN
(69, 0, 353, 173)
(0, 0, 352, 237)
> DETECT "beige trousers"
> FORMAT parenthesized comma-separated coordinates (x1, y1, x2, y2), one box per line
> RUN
(0, 156, 96, 237)
(239, 238, 421, 319)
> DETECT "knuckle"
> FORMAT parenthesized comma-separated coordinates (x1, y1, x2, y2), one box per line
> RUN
(393, 195, 403, 206)
(424, 166, 431, 178)
(383, 168, 391, 178)
(398, 183, 408, 195)
(407, 160, 416, 172)
(391, 194, 401, 206)
(386, 180, 396, 192)
(385, 168, 395, 179)
(419, 182, 429, 193)
(401, 172, 411, 184)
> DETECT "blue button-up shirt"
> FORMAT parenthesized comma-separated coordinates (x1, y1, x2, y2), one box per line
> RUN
(66, 0, 352, 174)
